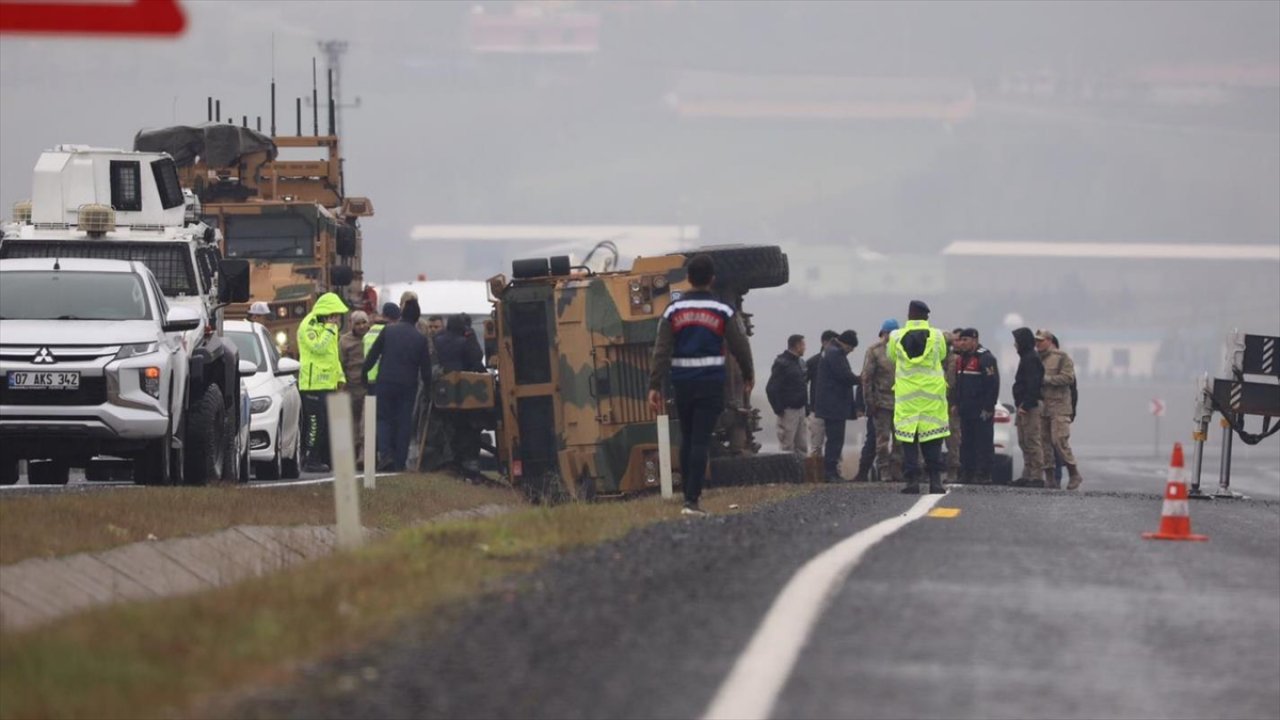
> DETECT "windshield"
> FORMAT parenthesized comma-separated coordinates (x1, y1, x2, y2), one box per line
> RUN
(0, 271, 152, 321)
(223, 214, 314, 261)
(226, 329, 267, 373)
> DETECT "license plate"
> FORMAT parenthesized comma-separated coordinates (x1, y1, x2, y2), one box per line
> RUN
(7, 371, 81, 390)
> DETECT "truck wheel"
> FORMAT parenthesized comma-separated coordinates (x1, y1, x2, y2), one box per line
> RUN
(686, 245, 790, 292)
(0, 455, 18, 486)
(184, 384, 226, 486)
(709, 452, 805, 487)
(219, 412, 245, 484)
(28, 459, 70, 486)
(135, 437, 173, 486)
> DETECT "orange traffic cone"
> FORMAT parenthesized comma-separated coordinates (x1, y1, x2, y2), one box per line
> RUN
(1143, 443, 1208, 542)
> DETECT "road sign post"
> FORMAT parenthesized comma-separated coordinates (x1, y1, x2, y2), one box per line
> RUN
(1149, 398, 1165, 458)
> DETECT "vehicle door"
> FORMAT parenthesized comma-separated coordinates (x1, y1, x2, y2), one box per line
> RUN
(261, 325, 300, 443)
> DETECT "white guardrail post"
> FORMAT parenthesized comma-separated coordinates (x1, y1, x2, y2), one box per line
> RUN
(327, 392, 363, 550)
(657, 413, 674, 500)
(363, 394, 377, 490)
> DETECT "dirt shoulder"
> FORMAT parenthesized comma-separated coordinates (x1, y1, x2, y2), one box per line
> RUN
(0, 475, 518, 565)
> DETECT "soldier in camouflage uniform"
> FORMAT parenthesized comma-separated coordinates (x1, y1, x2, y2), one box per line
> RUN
(945, 329, 963, 482)
(858, 319, 902, 483)
(339, 310, 370, 465)
(1036, 329, 1083, 490)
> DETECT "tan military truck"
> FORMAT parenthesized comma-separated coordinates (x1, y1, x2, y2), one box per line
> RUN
(435, 245, 804, 502)
(133, 124, 373, 357)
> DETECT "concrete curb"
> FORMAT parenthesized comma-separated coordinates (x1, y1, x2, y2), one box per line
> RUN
(0, 503, 513, 632)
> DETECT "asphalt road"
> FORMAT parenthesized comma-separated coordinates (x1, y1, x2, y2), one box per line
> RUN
(234, 478, 1280, 720)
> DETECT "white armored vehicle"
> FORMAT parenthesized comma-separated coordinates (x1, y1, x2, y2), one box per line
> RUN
(0, 146, 251, 485)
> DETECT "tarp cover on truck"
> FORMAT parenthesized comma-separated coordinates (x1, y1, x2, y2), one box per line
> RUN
(133, 124, 277, 168)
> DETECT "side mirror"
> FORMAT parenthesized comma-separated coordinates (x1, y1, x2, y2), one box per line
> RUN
(238, 360, 258, 377)
(275, 357, 301, 376)
(218, 259, 251, 304)
(162, 306, 202, 333)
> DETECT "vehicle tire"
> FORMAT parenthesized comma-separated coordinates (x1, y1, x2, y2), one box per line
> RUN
(709, 452, 805, 487)
(255, 422, 283, 481)
(184, 384, 226, 486)
(992, 454, 1013, 486)
(28, 459, 70, 486)
(280, 417, 301, 479)
(135, 437, 173, 486)
(0, 455, 18, 486)
(685, 245, 789, 292)
(220, 411, 244, 484)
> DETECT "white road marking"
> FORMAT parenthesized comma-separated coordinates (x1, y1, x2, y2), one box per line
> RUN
(702, 492, 948, 720)
(247, 472, 400, 489)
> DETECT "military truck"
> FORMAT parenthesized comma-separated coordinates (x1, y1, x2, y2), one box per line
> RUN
(133, 124, 373, 357)
(434, 244, 803, 501)
(0, 145, 251, 485)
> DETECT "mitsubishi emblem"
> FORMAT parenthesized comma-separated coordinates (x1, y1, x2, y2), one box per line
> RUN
(31, 347, 56, 364)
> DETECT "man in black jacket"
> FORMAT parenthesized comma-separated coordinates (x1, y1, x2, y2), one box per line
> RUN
(1011, 326, 1044, 486)
(432, 314, 487, 472)
(814, 330, 859, 482)
(806, 329, 838, 460)
(363, 299, 434, 472)
(954, 328, 1000, 483)
(767, 334, 809, 456)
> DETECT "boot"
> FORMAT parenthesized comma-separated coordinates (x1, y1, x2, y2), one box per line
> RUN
(900, 475, 921, 494)
(928, 470, 946, 494)
(1043, 468, 1059, 490)
(1066, 466, 1084, 490)
(851, 458, 872, 483)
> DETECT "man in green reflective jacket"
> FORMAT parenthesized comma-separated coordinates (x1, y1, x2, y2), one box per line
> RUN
(297, 292, 349, 473)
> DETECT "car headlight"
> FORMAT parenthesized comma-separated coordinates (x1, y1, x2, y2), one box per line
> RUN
(116, 342, 157, 360)
(250, 396, 273, 414)
(274, 331, 288, 348)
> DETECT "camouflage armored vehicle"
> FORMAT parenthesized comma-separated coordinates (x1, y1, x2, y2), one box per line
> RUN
(133, 123, 373, 357)
(437, 245, 803, 501)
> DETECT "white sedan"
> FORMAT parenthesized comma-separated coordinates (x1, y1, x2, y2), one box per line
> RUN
(224, 320, 301, 480)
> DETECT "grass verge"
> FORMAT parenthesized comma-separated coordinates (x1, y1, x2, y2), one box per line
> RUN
(0, 475, 518, 565)
(0, 484, 813, 720)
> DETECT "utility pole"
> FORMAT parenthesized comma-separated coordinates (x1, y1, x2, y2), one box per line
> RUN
(313, 39, 361, 138)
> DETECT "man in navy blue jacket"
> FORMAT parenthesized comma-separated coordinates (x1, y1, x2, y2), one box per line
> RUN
(648, 255, 755, 516)
(814, 330, 860, 482)
(363, 298, 433, 472)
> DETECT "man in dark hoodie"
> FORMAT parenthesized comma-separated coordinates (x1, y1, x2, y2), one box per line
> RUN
(363, 298, 433, 472)
(767, 334, 809, 455)
(1011, 326, 1045, 486)
(814, 330, 860, 482)
(432, 314, 487, 471)
(806, 330, 838, 460)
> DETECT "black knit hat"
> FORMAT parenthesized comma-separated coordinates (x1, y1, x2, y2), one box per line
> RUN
(837, 330, 859, 348)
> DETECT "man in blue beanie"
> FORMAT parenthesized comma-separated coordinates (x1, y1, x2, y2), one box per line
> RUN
(856, 319, 902, 483)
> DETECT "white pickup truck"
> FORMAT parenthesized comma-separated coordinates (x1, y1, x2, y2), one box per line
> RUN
(0, 258, 238, 484)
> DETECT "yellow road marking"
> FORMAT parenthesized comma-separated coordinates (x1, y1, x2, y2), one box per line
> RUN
(927, 507, 960, 518)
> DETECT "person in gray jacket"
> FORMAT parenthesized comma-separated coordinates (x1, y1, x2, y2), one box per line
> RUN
(814, 330, 859, 482)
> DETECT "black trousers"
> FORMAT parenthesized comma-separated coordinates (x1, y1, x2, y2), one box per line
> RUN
(859, 413, 877, 470)
(823, 417, 847, 478)
(300, 391, 331, 467)
(901, 436, 944, 482)
(959, 414, 995, 477)
(674, 379, 724, 504)
(375, 381, 417, 471)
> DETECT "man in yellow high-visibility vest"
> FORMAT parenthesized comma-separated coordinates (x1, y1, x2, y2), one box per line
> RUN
(888, 300, 950, 495)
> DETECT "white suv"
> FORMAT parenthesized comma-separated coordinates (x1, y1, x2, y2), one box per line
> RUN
(0, 258, 202, 485)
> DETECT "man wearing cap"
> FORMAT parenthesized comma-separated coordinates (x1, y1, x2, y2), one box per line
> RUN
(954, 328, 1000, 483)
(247, 301, 271, 325)
(1011, 327, 1045, 486)
(649, 254, 755, 517)
(857, 319, 902, 483)
(814, 329, 860, 482)
(1036, 329, 1083, 489)
(806, 330, 838, 461)
(889, 300, 949, 494)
